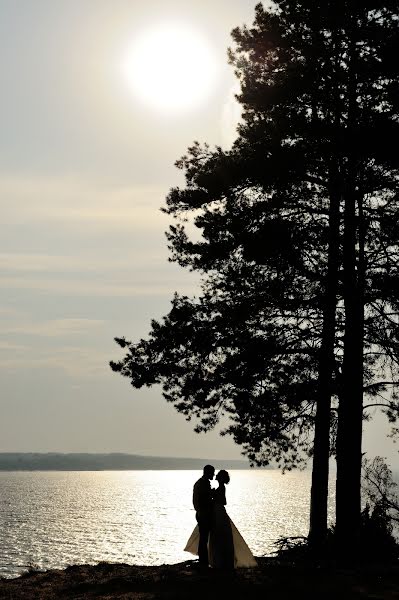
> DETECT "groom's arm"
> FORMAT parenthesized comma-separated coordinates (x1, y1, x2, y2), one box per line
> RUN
(193, 480, 201, 512)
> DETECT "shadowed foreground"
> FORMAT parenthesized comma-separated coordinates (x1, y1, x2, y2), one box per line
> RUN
(0, 559, 398, 599)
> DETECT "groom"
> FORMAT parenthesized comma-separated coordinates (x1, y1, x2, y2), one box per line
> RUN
(193, 464, 215, 567)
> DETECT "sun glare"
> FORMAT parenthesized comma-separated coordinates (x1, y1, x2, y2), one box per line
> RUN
(122, 24, 218, 113)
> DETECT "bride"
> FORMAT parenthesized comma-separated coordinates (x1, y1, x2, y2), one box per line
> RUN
(184, 469, 257, 569)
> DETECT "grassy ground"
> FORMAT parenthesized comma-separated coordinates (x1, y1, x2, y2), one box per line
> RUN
(0, 558, 398, 599)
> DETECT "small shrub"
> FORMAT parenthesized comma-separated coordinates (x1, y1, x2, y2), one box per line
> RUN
(358, 502, 399, 563)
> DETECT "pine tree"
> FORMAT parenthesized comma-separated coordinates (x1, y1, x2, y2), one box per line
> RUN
(111, 1, 399, 553)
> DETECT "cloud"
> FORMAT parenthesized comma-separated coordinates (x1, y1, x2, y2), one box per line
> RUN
(0, 173, 199, 297)
(0, 306, 25, 317)
(0, 318, 104, 338)
(0, 312, 111, 377)
(0, 344, 110, 378)
(0, 174, 170, 230)
(0, 252, 165, 272)
(0, 173, 199, 380)
(0, 273, 196, 297)
(0, 340, 29, 351)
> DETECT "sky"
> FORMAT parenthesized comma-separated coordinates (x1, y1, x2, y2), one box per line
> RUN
(0, 0, 397, 466)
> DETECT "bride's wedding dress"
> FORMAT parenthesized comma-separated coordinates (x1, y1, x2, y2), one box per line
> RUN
(184, 486, 257, 568)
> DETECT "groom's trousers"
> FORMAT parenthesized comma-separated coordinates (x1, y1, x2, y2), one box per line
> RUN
(196, 512, 211, 566)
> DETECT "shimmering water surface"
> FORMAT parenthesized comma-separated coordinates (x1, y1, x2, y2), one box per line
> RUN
(0, 470, 335, 578)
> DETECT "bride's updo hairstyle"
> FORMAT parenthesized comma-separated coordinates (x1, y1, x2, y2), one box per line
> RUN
(216, 469, 230, 484)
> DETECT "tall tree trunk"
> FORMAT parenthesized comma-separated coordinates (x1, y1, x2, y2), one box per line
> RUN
(308, 163, 341, 549)
(308, 6, 343, 547)
(336, 181, 364, 557)
(335, 6, 364, 558)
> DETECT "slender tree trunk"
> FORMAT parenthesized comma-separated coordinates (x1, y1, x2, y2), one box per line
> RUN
(335, 5, 365, 557)
(308, 7, 343, 548)
(335, 177, 364, 557)
(308, 163, 341, 549)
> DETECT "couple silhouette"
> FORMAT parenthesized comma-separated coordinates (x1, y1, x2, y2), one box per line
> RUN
(184, 465, 257, 570)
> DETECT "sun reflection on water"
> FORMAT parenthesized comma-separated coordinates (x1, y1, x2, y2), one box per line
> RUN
(0, 470, 335, 578)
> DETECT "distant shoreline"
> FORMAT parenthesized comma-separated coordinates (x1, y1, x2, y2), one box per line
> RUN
(0, 452, 255, 471)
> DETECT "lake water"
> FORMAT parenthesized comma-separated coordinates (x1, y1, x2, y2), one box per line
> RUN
(0, 470, 336, 579)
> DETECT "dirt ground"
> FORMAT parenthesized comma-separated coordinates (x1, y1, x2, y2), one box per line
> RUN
(0, 558, 398, 599)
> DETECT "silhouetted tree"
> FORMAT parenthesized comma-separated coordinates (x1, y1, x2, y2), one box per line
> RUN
(227, 0, 344, 549)
(360, 456, 399, 562)
(228, 0, 399, 551)
(112, 10, 339, 474)
(112, 1, 344, 547)
(326, 1, 399, 554)
(362, 457, 399, 524)
(111, 1, 399, 554)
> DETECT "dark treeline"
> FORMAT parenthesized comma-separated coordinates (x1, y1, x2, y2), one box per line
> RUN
(0, 453, 251, 471)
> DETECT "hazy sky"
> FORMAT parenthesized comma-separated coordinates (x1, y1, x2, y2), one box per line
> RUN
(1, 0, 397, 465)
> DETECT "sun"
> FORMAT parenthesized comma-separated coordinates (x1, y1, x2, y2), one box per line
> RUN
(122, 23, 218, 113)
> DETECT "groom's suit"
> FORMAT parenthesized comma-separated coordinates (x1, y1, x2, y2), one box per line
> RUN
(193, 476, 213, 566)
